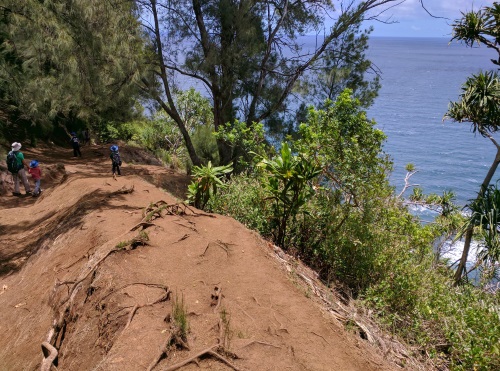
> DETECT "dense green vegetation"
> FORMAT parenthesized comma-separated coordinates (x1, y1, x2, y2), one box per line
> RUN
(0, 0, 144, 143)
(1, 1, 499, 369)
(202, 90, 500, 370)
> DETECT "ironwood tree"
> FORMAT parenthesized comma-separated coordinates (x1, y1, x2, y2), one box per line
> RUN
(136, 0, 407, 166)
(0, 0, 144, 139)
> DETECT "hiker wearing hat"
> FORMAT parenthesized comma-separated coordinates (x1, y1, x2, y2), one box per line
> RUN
(28, 160, 42, 197)
(7, 142, 31, 196)
(70, 132, 82, 157)
(109, 145, 122, 179)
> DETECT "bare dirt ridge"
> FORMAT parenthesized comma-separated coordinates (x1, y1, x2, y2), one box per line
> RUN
(0, 144, 410, 370)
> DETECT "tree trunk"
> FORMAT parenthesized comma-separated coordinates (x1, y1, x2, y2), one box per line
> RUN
(454, 146, 500, 285)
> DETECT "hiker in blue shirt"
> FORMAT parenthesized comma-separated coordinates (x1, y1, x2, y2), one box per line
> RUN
(110, 145, 122, 178)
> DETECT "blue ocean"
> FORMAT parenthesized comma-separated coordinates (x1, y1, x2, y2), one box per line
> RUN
(366, 37, 498, 208)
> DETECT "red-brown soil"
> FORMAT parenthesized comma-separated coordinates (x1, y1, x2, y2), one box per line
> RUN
(0, 144, 409, 370)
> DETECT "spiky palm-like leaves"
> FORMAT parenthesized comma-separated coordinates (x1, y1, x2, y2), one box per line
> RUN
(445, 71, 500, 136)
(460, 184, 500, 272)
(256, 142, 321, 247)
(445, 33, 500, 284)
(187, 161, 233, 210)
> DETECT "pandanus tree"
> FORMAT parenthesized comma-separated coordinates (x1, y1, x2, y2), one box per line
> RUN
(458, 182, 500, 282)
(446, 3, 500, 284)
(445, 71, 500, 284)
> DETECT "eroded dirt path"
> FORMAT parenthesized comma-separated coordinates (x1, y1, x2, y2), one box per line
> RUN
(0, 144, 398, 371)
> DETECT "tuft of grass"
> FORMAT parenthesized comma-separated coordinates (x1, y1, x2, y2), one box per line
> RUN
(115, 240, 130, 249)
(220, 308, 233, 350)
(172, 293, 189, 341)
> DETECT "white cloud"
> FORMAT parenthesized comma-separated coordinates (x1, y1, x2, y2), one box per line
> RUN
(378, 0, 496, 21)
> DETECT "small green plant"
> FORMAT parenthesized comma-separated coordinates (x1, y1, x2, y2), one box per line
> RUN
(172, 293, 189, 341)
(186, 161, 233, 210)
(256, 142, 321, 247)
(115, 240, 130, 249)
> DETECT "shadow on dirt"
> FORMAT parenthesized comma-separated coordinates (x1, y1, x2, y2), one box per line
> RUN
(0, 187, 138, 278)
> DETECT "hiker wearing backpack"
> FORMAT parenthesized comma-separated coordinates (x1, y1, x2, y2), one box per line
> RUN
(70, 132, 82, 157)
(109, 145, 122, 178)
(28, 160, 42, 197)
(7, 142, 31, 196)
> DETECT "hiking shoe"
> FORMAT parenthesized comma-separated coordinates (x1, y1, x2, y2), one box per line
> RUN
(12, 192, 21, 196)
(25, 191, 32, 196)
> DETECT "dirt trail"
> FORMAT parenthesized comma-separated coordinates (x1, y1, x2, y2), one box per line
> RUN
(0, 144, 400, 370)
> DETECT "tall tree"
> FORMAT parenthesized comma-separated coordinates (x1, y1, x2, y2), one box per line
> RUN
(445, 3, 500, 284)
(136, 0, 409, 166)
(0, 0, 144, 139)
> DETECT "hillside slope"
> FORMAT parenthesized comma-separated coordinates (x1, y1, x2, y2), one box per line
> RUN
(0, 144, 399, 370)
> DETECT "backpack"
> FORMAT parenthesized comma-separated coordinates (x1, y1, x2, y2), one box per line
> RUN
(6, 151, 21, 173)
(111, 152, 122, 166)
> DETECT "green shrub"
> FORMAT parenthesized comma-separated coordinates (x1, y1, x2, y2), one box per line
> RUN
(207, 174, 272, 235)
(186, 162, 233, 210)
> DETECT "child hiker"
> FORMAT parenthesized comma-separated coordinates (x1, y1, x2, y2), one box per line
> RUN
(28, 160, 42, 197)
(110, 145, 122, 179)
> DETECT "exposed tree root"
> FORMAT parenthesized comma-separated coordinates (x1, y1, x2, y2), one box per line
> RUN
(147, 329, 190, 371)
(130, 221, 158, 231)
(40, 341, 58, 371)
(157, 345, 241, 371)
(201, 240, 233, 257)
(109, 185, 134, 196)
(173, 234, 190, 243)
(143, 201, 216, 223)
(310, 331, 330, 345)
(97, 282, 169, 304)
(171, 220, 197, 231)
(239, 340, 281, 350)
(43, 228, 155, 368)
(124, 288, 171, 330)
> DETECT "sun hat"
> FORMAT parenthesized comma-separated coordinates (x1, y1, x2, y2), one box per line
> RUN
(29, 160, 39, 168)
(110, 145, 118, 152)
(11, 142, 21, 151)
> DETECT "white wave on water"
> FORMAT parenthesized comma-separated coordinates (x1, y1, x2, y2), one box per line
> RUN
(438, 238, 481, 263)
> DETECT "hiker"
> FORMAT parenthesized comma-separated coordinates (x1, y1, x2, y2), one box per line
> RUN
(82, 129, 90, 146)
(110, 145, 122, 178)
(7, 142, 31, 196)
(70, 132, 82, 157)
(28, 160, 42, 197)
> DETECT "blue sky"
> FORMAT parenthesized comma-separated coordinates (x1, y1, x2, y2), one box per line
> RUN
(363, 0, 496, 37)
